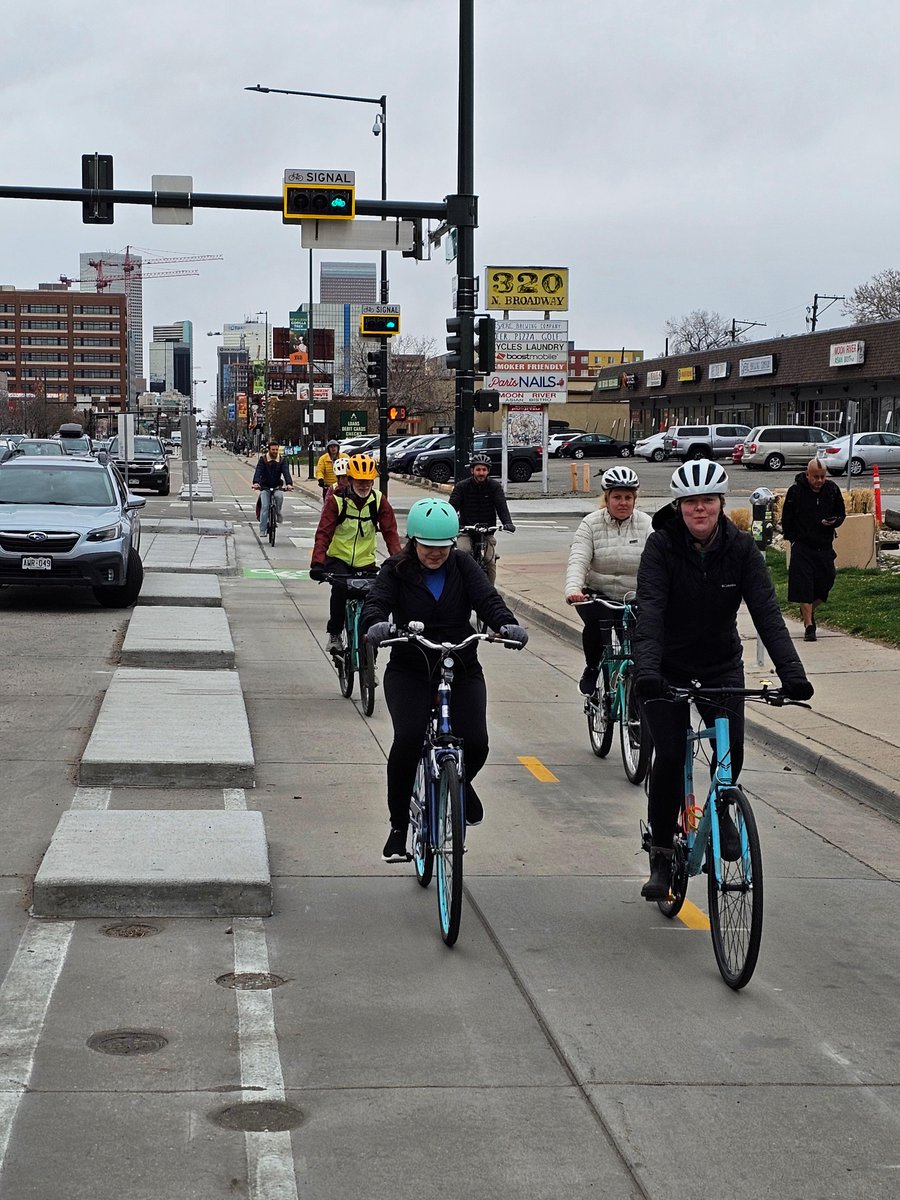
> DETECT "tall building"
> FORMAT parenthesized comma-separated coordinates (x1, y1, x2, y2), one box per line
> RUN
(79, 250, 144, 404)
(319, 262, 377, 304)
(149, 320, 193, 398)
(0, 283, 127, 424)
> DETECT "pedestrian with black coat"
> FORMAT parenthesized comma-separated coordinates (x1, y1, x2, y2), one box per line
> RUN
(781, 458, 846, 641)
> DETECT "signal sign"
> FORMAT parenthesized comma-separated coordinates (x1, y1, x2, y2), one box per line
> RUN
(360, 312, 401, 336)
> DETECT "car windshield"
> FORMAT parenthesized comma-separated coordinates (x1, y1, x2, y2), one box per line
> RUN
(110, 437, 162, 456)
(0, 466, 117, 506)
(17, 442, 65, 455)
(59, 437, 92, 453)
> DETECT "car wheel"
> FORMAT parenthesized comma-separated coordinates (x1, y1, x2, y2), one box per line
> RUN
(849, 457, 865, 476)
(158, 483, 170, 496)
(93, 546, 144, 609)
(427, 462, 453, 485)
(573, 448, 585, 459)
(618, 446, 634, 458)
(509, 461, 532, 483)
(689, 446, 710, 460)
(764, 453, 785, 471)
(651, 448, 666, 462)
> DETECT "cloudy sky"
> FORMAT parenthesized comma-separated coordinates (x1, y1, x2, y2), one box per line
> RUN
(3, 0, 898, 414)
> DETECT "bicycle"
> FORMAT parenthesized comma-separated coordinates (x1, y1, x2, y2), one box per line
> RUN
(459, 524, 497, 633)
(571, 592, 650, 785)
(257, 485, 281, 546)
(323, 570, 379, 715)
(641, 683, 810, 989)
(379, 622, 521, 947)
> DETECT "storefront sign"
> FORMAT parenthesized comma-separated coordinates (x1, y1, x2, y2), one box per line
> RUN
(739, 354, 775, 378)
(829, 340, 865, 367)
(708, 362, 729, 380)
(622, 373, 637, 388)
(340, 409, 368, 437)
(677, 366, 698, 383)
(646, 369, 664, 388)
(595, 376, 620, 391)
(485, 266, 569, 311)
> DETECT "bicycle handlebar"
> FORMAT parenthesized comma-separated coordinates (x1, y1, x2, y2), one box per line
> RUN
(378, 624, 522, 652)
(667, 683, 811, 709)
(460, 524, 497, 535)
(567, 590, 637, 612)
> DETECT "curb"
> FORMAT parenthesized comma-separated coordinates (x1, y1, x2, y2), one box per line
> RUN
(503, 585, 900, 824)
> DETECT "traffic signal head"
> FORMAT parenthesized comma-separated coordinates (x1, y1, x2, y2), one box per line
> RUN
(387, 405, 407, 422)
(474, 390, 500, 413)
(360, 313, 400, 336)
(82, 153, 114, 224)
(475, 316, 496, 374)
(445, 314, 473, 372)
(365, 351, 382, 391)
(283, 183, 355, 221)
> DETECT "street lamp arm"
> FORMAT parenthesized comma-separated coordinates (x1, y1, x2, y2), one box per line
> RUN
(245, 83, 384, 108)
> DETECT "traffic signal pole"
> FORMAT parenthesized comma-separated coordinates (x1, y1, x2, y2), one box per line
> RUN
(452, 0, 477, 484)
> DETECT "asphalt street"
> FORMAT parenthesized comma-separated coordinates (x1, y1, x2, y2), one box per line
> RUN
(0, 451, 897, 1199)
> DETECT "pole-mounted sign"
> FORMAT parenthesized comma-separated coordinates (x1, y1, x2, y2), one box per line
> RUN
(282, 169, 355, 222)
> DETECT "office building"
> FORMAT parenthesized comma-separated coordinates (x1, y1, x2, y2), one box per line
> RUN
(149, 320, 193, 398)
(79, 250, 144, 404)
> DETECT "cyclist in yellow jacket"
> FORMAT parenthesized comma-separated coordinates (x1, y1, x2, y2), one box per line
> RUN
(309, 454, 402, 653)
(314, 438, 341, 499)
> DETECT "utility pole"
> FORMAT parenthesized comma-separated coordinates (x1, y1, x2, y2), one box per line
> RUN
(730, 318, 767, 342)
(807, 293, 844, 333)
(452, 0, 477, 483)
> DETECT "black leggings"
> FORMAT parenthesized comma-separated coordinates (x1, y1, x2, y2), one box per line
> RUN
(324, 558, 376, 634)
(642, 686, 745, 849)
(382, 665, 489, 830)
(576, 606, 620, 673)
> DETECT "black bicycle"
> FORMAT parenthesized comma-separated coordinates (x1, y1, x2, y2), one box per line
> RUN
(459, 524, 497, 633)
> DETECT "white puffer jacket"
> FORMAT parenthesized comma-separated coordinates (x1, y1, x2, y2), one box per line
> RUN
(564, 507, 653, 600)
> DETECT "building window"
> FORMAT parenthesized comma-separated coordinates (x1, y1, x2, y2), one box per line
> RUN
(21, 304, 66, 314)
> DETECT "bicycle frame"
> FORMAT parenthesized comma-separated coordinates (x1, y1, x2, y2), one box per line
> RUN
(680, 712, 737, 886)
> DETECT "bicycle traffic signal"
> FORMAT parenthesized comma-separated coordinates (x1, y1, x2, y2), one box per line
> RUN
(360, 313, 400, 336)
(445, 314, 473, 372)
(475, 316, 496, 373)
(82, 152, 114, 224)
(283, 183, 355, 221)
(365, 351, 383, 391)
(387, 405, 407, 422)
(474, 390, 500, 413)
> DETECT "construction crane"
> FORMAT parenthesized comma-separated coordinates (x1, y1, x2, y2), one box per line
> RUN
(121, 245, 223, 271)
(67, 246, 223, 292)
(59, 267, 200, 291)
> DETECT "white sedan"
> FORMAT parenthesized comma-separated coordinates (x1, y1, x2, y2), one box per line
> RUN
(633, 431, 670, 462)
(821, 431, 900, 476)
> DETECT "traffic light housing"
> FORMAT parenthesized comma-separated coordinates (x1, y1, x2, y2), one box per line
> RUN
(365, 351, 383, 391)
(445, 314, 473, 372)
(82, 153, 114, 224)
(283, 183, 355, 221)
(387, 405, 407, 422)
(475, 316, 496, 373)
(360, 313, 400, 336)
(474, 390, 500, 413)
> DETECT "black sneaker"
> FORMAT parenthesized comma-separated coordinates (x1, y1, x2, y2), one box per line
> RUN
(579, 666, 600, 696)
(804, 625, 817, 642)
(382, 829, 410, 863)
(466, 788, 484, 827)
(641, 848, 673, 899)
(717, 806, 742, 861)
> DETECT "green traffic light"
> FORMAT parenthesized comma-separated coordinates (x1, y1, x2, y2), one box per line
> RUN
(386, 319, 396, 328)
(330, 196, 347, 209)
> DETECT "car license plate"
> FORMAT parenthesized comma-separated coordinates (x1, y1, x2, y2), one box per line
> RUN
(21, 556, 52, 571)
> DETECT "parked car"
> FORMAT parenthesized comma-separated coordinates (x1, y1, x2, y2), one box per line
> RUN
(412, 434, 541, 484)
(634, 431, 670, 463)
(741, 425, 834, 470)
(557, 432, 634, 460)
(388, 433, 455, 473)
(664, 424, 751, 461)
(547, 429, 587, 457)
(732, 441, 745, 464)
(108, 434, 171, 495)
(339, 436, 378, 454)
(821, 431, 900, 476)
(0, 454, 145, 606)
(10, 439, 66, 456)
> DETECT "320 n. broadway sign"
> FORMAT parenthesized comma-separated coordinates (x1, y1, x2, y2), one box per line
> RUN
(485, 266, 569, 310)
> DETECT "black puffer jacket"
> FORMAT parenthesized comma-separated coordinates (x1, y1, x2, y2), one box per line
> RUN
(634, 507, 806, 686)
(781, 472, 845, 551)
(448, 476, 512, 528)
(361, 548, 516, 675)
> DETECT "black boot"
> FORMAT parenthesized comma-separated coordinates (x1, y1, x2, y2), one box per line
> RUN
(641, 846, 674, 900)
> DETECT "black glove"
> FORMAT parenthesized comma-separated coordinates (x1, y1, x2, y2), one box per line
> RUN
(503, 523, 516, 533)
(498, 624, 528, 648)
(634, 674, 665, 701)
(782, 676, 814, 701)
(365, 621, 394, 647)
(318, 479, 327, 490)
(308, 563, 326, 582)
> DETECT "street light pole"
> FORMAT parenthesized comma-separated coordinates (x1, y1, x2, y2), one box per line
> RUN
(255, 310, 269, 444)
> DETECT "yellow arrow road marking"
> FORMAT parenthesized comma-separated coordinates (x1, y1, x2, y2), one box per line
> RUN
(676, 899, 710, 930)
(518, 756, 559, 783)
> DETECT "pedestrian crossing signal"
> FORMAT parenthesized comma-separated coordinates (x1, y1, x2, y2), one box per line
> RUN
(388, 406, 407, 421)
(283, 183, 355, 221)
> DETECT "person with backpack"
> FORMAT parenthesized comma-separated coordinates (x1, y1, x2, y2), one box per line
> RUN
(309, 454, 402, 653)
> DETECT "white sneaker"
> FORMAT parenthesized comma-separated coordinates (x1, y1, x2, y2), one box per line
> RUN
(326, 633, 343, 654)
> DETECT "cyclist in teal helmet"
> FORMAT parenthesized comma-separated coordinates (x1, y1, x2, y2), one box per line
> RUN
(362, 496, 528, 862)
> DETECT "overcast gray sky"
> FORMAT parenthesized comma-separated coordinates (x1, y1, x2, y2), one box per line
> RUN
(3, 0, 898, 413)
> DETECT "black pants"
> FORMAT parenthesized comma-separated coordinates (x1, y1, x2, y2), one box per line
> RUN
(642, 682, 745, 849)
(382, 665, 489, 830)
(787, 541, 836, 604)
(576, 606, 621, 673)
(324, 558, 376, 634)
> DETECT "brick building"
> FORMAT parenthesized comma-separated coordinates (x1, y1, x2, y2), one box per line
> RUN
(591, 319, 900, 437)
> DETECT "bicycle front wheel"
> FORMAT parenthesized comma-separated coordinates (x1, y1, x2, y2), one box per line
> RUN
(620, 671, 651, 785)
(435, 756, 464, 946)
(707, 787, 763, 989)
(268, 499, 277, 546)
(657, 836, 689, 919)
(359, 640, 376, 716)
(410, 759, 433, 888)
(586, 688, 614, 758)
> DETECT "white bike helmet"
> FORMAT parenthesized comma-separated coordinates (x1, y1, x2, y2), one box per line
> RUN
(333, 455, 350, 477)
(601, 465, 640, 490)
(670, 458, 729, 499)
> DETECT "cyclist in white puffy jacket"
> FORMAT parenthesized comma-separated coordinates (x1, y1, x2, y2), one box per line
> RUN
(564, 465, 652, 695)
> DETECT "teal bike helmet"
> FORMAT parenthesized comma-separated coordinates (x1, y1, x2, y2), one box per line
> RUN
(406, 497, 459, 546)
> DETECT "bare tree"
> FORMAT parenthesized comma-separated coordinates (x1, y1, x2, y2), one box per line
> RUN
(663, 309, 741, 353)
(844, 268, 900, 323)
(354, 336, 454, 424)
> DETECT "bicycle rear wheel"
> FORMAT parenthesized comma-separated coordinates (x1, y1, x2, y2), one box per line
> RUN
(435, 755, 464, 946)
(657, 836, 689, 919)
(410, 759, 433, 888)
(620, 671, 651, 785)
(337, 648, 354, 698)
(707, 787, 763, 989)
(586, 687, 614, 757)
(359, 640, 376, 716)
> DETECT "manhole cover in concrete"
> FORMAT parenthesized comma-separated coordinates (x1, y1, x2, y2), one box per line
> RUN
(211, 1101, 304, 1132)
(103, 922, 161, 938)
(87, 1029, 168, 1056)
(216, 972, 286, 991)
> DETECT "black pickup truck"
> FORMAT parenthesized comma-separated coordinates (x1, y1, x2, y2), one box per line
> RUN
(411, 434, 542, 484)
(108, 434, 171, 495)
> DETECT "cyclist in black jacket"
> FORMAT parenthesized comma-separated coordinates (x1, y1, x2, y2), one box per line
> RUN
(448, 453, 515, 584)
(633, 459, 813, 899)
(251, 441, 293, 536)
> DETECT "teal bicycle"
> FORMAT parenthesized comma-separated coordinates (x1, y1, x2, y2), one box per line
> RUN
(324, 570, 378, 716)
(575, 593, 650, 785)
(641, 683, 809, 989)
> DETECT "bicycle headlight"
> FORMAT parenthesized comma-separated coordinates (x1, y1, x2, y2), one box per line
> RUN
(87, 522, 123, 542)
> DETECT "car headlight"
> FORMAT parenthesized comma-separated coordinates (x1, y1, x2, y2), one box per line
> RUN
(87, 522, 123, 542)
(153, 460, 166, 469)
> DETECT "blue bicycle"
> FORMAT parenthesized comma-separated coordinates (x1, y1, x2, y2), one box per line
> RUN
(381, 623, 520, 947)
(642, 684, 809, 989)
